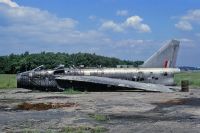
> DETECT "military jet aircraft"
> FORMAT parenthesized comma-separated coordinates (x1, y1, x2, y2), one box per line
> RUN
(17, 40, 180, 92)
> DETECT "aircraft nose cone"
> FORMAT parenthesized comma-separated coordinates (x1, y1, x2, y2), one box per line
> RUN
(16, 73, 22, 88)
(16, 72, 30, 88)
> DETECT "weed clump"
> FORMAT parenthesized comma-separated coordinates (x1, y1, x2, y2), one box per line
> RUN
(63, 126, 107, 133)
(89, 114, 108, 121)
(63, 88, 82, 94)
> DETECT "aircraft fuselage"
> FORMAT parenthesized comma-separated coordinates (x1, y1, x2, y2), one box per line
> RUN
(64, 67, 180, 86)
(17, 67, 180, 91)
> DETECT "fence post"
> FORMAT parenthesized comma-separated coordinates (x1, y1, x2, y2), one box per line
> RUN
(181, 80, 189, 92)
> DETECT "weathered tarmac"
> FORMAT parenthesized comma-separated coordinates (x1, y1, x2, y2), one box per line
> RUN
(0, 88, 200, 133)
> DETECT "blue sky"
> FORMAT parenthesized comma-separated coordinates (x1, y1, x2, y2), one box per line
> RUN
(0, 0, 200, 67)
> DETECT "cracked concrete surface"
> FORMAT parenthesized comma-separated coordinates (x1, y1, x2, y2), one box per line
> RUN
(0, 88, 200, 133)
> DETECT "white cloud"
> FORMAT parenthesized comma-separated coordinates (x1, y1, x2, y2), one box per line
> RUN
(139, 24, 151, 33)
(100, 20, 124, 32)
(116, 10, 128, 16)
(0, 6, 78, 30)
(175, 9, 200, 31)
(0, 1, 124, 57)
(175, 21, 193, 31)
(125, 16, 142, 25)
(124, 16, 151, 32)
(100, 16, 151, 33)
(176, 38, 195, 47)
(0, 0, 18, 7)
(181, 9, 200, 21)
(0, 3, 96, 46)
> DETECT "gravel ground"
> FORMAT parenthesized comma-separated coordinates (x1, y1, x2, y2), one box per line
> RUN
(0, 88, 200, 133)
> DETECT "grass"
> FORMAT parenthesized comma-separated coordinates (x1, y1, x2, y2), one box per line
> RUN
(0, 74, 16, 89)
(175, 72, 200, 88)
(89, 114, 108, 121)
(63, 126, 107, 133)
(23, 129, 40, 133)
(63, 88, 82, 94)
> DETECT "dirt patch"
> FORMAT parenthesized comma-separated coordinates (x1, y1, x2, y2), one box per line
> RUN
(17, 102, 78, 111)
(160, 99, 187, 105)
(156, 98, 200, 107)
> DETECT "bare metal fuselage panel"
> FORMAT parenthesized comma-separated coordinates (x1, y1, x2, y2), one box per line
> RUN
(64, 68, 180, 86)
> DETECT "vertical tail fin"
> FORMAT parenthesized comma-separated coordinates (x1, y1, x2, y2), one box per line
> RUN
(142, 40, 180, 68)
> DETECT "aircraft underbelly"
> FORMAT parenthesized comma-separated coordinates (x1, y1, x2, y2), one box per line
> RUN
(55, 76, 174, 92)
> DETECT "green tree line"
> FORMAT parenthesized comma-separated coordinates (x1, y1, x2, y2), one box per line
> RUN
(0, 52, 143, 74)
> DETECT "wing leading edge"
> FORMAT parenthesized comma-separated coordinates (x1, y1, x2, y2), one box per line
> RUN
(55, 76, 174, 92)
